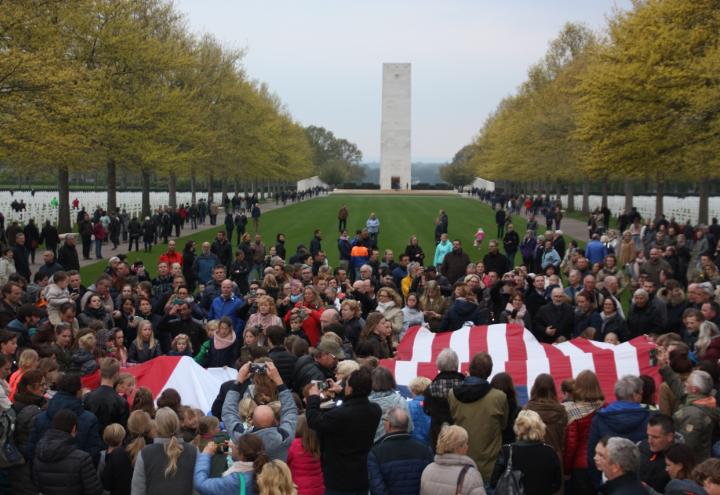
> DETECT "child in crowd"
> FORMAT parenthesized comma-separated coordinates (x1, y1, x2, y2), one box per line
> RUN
(128, 320, 160, 363)
(179, 405, 200, 442)
(168, 333, 193, 357)
(43, 271, 73, 326)
(407, 376, 432, 444)
(114, 372, 136, 403)
(194, 320, 217, 366)
(130, 386, 156, 418)
(287, 414, 324, 495)
(72, 330, 98, 375)
(604, 332, 620, 345)
(473, 226, 485, 248)
(288, 312, 309, 343)
(99, 423, 132, 495)
(192, 416, 229, 478)
(8, 348, 39, 402)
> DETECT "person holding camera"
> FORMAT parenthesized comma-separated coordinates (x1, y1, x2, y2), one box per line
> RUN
(222, 360, 298, 461)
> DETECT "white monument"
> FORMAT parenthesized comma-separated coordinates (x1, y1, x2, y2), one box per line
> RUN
(380, 63, 411, 190)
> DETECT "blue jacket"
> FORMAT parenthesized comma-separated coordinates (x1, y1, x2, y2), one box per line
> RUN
(194, 453, 255, 495)
(208, 295, 245, 334)
(587, 401, 649, 487)
(194, 253, 219, 285)
(27, 391, 101, 465)
(407, 396, 431, 445)
(585, 240, 608, 265)
(367, 433, 433, 495)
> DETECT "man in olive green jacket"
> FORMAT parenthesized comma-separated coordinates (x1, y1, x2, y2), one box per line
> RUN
(448, 352, 508, 481)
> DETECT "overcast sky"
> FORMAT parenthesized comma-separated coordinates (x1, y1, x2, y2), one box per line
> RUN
(174, 0, 632, 163)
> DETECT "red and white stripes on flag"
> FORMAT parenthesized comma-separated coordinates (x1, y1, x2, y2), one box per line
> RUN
(379, 324, 659, 403)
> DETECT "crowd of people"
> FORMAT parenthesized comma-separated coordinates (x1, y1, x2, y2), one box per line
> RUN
(0, 192, 716, 494)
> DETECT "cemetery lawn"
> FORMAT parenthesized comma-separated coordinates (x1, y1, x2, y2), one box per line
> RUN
(80, 194, 561, 281)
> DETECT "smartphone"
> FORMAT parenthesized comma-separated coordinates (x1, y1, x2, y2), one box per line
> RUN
(649, 348, 657, 367)
(311, 379, 329, 391)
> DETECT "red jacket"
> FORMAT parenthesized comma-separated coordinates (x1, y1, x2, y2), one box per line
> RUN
(92, 223, 106, 241)
(283, 303, 322, 346)
(159, 251, 183, 266)
(564, 412, 595, 472)
(287, 438, 324, 495)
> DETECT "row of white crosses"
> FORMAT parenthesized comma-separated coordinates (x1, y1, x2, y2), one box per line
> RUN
(0, 191, 209, 229)
(560, 195, 720, 225)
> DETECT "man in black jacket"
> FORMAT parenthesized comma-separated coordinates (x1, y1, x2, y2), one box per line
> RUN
(57, 234, 80, 271)
(292, 341, 342, 395)
(82, 358, 128, 436)
(483, 240, 510, 276)
(306, 367, 382, 495)
(267, 325, 297, 389)
(440, 240, 471, 284)
(33, 409, 103, 495)
(533, 287, 574, 343)
(503, 223, 520, 267)
(12, 232, 31, 281)
(157, 302, 206, 355)
(211, 230, 232, 269)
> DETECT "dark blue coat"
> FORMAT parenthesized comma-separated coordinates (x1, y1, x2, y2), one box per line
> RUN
(438, 299, 489, 332)
(587, 401, 650, 488)
(27, 391, 102, 465)
(367, 432, 433, 495)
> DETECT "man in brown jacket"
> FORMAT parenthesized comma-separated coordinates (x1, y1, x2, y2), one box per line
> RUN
(448, 352, 508, 481)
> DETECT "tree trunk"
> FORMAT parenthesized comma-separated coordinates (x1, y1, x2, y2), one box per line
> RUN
(234, 179, 239, 197)
(168, 172, 177, 209)
(582, 178, 590, 214)
(106, 157, 117, 213)
(221, 177, 228, 199)
(624, 178, 633, 213)
(698, 180, 709, 225)
(655, 175, 665, 220)
(57, 165, 71, 233)
(207, 172, 214, 203)
(601, 179, 608, 209)
(141, 169, 151, 218)
(567, 182, 575, 212)
(190, 169, 196, 204)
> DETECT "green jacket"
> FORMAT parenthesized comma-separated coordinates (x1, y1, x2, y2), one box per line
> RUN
(661, 366, 719, 462)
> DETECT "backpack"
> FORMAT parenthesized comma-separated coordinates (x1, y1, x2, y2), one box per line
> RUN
(0, 407, 24, 467)
(494, 444, 524, 495)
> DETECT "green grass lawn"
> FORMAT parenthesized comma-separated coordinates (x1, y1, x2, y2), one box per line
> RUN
(80, 195, 557, 281)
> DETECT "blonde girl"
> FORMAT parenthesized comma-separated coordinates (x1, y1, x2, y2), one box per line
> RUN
(169, 333, 193, 357)
(128, 320, 160, 364)
(8, 348, 38, 401)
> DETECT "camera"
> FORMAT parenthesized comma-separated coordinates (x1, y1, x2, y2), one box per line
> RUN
(217, 441, 230, 454)
(311, 379, 329, 391)
(249, 363, 267, 374)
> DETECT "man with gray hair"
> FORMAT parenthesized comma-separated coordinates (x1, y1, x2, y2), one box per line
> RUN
(423, 348, 465, 450)
(627, 288, 664, 338)
(595, 437, 648, 494)
(368, 407, 433, 495)
(587, 375, 650, 488)
(659, 349, 720, 463)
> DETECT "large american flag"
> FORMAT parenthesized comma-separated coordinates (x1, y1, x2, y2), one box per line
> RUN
(379, 324, 659, 404)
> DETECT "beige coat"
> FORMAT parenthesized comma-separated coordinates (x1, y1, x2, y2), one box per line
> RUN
(420, 453, 487, 495)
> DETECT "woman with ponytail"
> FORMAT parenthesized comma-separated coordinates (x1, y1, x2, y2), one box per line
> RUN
(131, 407, 197, 495)
(194, 434, 271, 495)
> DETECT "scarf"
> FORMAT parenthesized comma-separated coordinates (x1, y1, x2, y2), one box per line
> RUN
(564, 400, 604, 423)
(214, 330, 237, 350)
(504, 302, 527, 321)
(83, 306, 106, 319)
(223, 460, 254, 477)
(377, 301, 395, 313)
(600, 311, 616, 322)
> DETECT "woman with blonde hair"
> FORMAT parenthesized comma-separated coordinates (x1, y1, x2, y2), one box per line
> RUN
(340, 299, 363, 349)
(420, 425, 485, 495)
(128, 319, 160, 363)
(246, 295, 283, 333)
(131, 407, 196, 495)
(490, 410, 562, 495)
(8, 348, 38, 401)
(376, 288, 404, 341)
(419, 280, 448, 332)
(617, 230, 637, 267)
(562, 369, 605, 493)
(257, 460, 297, 495)
(126, 410, 155, 465)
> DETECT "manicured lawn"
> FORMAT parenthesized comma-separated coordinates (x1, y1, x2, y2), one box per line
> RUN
(80, 195, 556, 281)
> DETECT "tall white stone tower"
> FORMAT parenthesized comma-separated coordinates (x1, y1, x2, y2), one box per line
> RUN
(380, 63, 411, 190)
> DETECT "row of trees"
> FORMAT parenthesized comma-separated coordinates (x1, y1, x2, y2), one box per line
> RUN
(304, 125, 365, 187)
(1, 0, 316, 231)
(461, 0, 720, 224)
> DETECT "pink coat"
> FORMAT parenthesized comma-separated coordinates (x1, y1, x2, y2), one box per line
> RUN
(287, 438, 324, 495)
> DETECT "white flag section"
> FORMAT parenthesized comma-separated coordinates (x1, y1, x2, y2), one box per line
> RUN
(125, 356, 236, 412)
(379, 323, 658, 403)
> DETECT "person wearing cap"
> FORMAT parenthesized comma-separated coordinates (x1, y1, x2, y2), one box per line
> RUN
(222, 360, 297, 461)
(292, 340, 343, 395)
